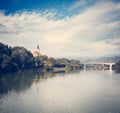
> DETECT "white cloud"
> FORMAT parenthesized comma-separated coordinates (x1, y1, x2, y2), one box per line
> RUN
(0, 1, 120, 57)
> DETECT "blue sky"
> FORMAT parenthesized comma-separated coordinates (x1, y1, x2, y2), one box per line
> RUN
(0, 0, 73, 14)
(0, 0, 120, 57)
(0, 0, 97, 18)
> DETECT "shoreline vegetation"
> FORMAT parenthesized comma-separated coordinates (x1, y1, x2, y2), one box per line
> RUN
(0, 42, 81, 73)
(0, 42, 120, 73)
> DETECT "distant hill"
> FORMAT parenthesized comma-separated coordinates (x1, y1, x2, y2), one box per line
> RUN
(83, 56, 120, 63)
(67, 55, 120, 63)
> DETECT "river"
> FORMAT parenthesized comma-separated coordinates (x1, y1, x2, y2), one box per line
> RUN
(0, 70, 120, 113)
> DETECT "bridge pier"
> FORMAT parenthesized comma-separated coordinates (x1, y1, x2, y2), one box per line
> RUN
(109, 64, 112, 71)
(84, 64, 86, 71)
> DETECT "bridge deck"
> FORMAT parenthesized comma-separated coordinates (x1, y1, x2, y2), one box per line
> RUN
(83, 62, 115, 65)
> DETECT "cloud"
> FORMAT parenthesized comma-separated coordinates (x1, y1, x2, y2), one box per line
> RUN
(0, 24, 11, 34)
(68, 0, 98, 11)
(0, 0, 120, 57)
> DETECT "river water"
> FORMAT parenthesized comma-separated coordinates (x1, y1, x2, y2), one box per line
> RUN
(0, 70, 120, 113)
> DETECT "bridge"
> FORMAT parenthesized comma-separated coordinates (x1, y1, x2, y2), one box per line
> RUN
(83, 62, 115, 71)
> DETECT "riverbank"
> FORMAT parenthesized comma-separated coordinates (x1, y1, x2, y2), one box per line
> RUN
(1, 42, 120, 73)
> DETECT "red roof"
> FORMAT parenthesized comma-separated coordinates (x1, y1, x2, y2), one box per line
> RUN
(32, 51, 41, 56)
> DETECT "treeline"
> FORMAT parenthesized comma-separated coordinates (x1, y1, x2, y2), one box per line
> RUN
(113, 62, 120, 71)
(0, 42, 36, 72)
(0, 42, 81, 73)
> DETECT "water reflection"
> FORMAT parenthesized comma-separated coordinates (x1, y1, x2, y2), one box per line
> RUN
(0, 70, 120, 113)
(0, 70, 80, 96)
(0, 71, 36, 95)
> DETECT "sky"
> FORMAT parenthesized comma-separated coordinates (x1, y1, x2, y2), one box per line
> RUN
(0, 0, 120, 57)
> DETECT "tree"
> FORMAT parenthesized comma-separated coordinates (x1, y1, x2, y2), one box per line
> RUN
(0, 42, 36, 73)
